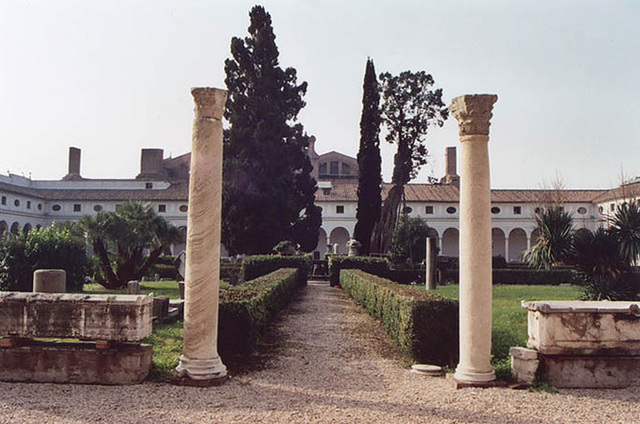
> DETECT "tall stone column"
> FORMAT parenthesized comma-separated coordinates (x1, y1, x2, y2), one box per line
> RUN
(425, 237, 436, 290)
(175, 87, 228, 385)
(450, 94, 498, 384)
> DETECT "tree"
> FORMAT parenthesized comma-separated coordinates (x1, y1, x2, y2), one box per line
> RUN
(370, 71, 448, 254)
(78, 202, 182, 289)
(353, 58, 382, 256)
(389, 215, 430, 264)
(223, 5, 321, 255)
(523, 207, 575, 269)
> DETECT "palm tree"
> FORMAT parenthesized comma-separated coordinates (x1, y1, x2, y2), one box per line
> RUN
(79, 202, 183, 289)
(609, 201, 640, 266)
(524, 207, 574, 269)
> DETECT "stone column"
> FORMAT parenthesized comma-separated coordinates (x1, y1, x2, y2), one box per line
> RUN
(425, 237, 437, 290)
(175, 87, 228, 385)
(451, 94, 498, 384)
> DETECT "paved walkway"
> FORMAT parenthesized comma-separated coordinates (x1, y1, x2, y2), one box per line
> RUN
(1, 280, 640, 423)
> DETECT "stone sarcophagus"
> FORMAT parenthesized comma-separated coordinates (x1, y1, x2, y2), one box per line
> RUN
(511, 300, 640, 388)
(0, 292, 154, 385)
(524, 300, 640, 355)
(0, 292, 153, 342)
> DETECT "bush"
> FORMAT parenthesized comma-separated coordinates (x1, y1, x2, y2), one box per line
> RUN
(241, 254, 312, 285)
(220, 263, 241, 283)
(492, 268, 579, 285)
(340, 269, 459, 366)
(218, 268, 299, 359)
(0, 225, 89, 292)
(327, 255, 390, 286)
(148, 263, 178, 280)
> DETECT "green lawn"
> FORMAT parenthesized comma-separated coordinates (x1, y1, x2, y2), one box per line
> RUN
(435, 284, 583, 360)
(83, 280, 182, 299)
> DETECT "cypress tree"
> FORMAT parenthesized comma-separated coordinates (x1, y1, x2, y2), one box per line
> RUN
(353, 58, 382, 256)
(222, 5, 321, 255)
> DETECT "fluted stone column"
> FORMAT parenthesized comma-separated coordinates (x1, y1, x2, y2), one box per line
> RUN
(451, 94, 498, 384)
(175, 87, 227, 385)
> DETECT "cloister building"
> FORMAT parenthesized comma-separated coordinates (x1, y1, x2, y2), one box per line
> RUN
(0, 144, 633, 260)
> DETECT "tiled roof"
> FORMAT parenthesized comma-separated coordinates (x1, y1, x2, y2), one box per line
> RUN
(591, 181, 640, 203)
(42, 183, 189, 202)
(0, 181, 47, 199)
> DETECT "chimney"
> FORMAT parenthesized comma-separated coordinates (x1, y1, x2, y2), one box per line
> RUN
(62, 147, 83, 181)
(440, 146, 460, 187)
(137, 149, 165, 180)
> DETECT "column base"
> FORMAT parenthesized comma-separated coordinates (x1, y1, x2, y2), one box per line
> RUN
(446, 373, 506, 390)
(453, 365, 496, 383)
(175, 355, 227, 384)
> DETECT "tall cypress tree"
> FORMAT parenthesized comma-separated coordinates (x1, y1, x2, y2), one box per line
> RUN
(353, 58, 382, 256)
(222, 5, 321, 255)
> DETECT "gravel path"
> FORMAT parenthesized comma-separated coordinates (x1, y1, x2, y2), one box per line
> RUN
(1, 280, 640, 423)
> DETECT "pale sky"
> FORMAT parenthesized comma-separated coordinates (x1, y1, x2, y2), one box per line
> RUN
(1, 0, 639, 189)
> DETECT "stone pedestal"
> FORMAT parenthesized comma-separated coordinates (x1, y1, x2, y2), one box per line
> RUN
(450, 94, 498, 384)
(175, 87, 228, 385)
(33, 269, 66, 293)
(127, 280, 140, 294)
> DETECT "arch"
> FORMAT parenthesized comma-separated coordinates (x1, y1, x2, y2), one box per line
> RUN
(492, 228, 506, 258)
(441, 228, 459, 257)
(23, 223, 32, 235)
(35, 224, 42, 230)
(0, 221, 7, 240)
(329, 227, 350, 255)
(316, 228, 329, 256)
(575, 227, 591, 241)
(508, 228, 528, 262)
(171, 226, 188, 256)
(530, 228, 541, 247)
(10, 222, 20, 236)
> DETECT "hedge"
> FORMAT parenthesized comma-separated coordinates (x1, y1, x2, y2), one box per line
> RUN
(241, 254, 312, 285)
(218, 268, 299, 359)
(340, 269, 459, 366)
(327, 255, 390, 286)
(492, 268, 579, 285)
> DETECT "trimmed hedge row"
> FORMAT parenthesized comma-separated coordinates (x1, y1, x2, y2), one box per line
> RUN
(218, 268, 299, 359)
(492, 268, 579, 285)
(241, 254, 312, 285)
(327, 255, 390, 286)
(340, 269, 459, 366)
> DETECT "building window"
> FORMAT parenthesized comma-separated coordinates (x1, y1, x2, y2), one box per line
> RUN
(322, 188, 331, 195)
(52, 204, 62, 212)
(37, 203, 42, 211)
(145, 182, 153, 189)
(446, 206, 457, 214)
(342, 163, 351, 175)
(94, 205, 103, 212)
(330, 161, 339, 175)
(577, 207, 587, 215)
(73, 204, 81, 212)
(179, 205, 188, 213)
(1, 196, 6, 205)
(610, 203, 615, 212)
(336, 205, 345, 214)
(425, 206, 434, 214)
(158, 204, 167, 213)
(599, 206, 604, 214)
(402, 206, 413, 214)
(491, 207, 501, 214)
(26, 201, 31, 209)
(513, 206, 521, 215)
(535, 207, 542, 214)
(14, 199, 20, 207)
(319, 163, 327, 175)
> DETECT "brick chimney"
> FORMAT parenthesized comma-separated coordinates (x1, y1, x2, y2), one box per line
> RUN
(136, 149, 165, 180)
(440, 146, 460, 187)
(62, 147, 83, 181)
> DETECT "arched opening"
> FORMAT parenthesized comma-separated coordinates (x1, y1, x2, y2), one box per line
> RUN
(0, 221, 7, 240)
(575, 228, 591, 241)
(441, 228, 459, 257)
(329, 227, 350, 255)
(508, 228, 528, 262)
(492, 228, 506, 258)
(172, 226, 187, 256)
(10, 222, 20, 236)
(23, 223, 32, 236)
(530, 228, 541, 248)
(426, 228, 440, 254)
(316, 228, 328, 256)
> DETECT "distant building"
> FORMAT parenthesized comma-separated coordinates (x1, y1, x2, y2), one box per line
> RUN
(0, 144, 631, 259)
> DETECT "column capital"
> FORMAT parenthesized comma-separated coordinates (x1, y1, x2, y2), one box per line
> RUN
(450, 94, 498, 137)
(191, 87, 227, 120)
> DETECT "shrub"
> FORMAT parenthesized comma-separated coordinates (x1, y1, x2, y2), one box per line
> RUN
(241, 254, 312, 285)
(327, 255, 390, 286)
(340, 269, 458, 366)
(0, 225, 89, 292)
(218, 268, 299, 359)
(148, 263, 178, 280)
(492, 268, 579, 285)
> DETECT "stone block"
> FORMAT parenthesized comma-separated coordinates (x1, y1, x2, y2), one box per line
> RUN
(153, 296, 169, 319)
(127, 280, 140, 294)
(0, 293, 153, 342)
(0, 341, 152, 384)
(509, 347, 539, 384)
(33, 269, 66, 293)
(540, 355, 640, 389)
(523, 300, 640, 355)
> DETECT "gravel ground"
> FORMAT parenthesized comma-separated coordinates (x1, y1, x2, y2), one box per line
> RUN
(1, 280, 640, 424)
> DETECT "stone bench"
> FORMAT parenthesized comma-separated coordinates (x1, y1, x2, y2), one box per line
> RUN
(511, 300, 640, 388)
(0, 292, 153, 385)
